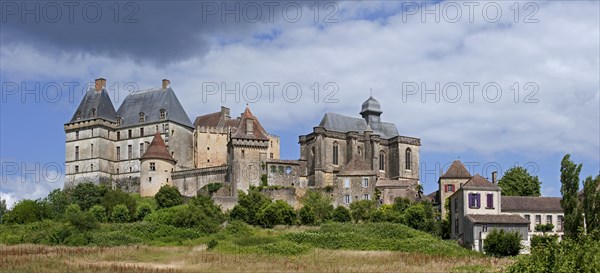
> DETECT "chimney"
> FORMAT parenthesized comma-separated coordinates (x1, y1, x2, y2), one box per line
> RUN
(162, 79, 170, 89)
(95, 78, 106, 92)
(221, 106, 230, 119)
(492, 171, 497, 184)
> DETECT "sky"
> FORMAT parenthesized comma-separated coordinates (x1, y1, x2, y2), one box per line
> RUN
(1, 0, 599, 209)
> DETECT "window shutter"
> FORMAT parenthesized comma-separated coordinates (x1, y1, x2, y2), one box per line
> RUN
(444, 185, 448, 192)
(487, 194, 493, 208)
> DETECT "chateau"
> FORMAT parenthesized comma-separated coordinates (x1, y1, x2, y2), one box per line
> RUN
(64, 78, 421, 209)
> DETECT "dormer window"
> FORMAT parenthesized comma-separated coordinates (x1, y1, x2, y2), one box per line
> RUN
(116, 117, 122, 127)
(246, 119, 253, 134)
(76, 111, 83, 120)
(91, 108, 97, 118)
(139, 112, 145, 123)
(159, 109, 166, 120)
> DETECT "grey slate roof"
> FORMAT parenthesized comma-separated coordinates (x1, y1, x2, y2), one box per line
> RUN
(360, 96, 382, 114)
(116, 87, 192, 128)
(501, 196, 563, 213)
(318, 112, 400, 139)
(466, 214, 529, 224)
(69, 88, 117, 123)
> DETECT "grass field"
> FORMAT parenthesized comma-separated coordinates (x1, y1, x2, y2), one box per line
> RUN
(0, 244, 511, 273)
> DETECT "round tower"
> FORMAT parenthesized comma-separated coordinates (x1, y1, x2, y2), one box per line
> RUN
(139, 132, 176, 197)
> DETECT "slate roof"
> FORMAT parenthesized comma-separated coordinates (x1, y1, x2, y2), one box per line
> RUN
(69, 87, 117, 123)
(440, 160, 472, 179)
(141, 132, 176, 163)
(116, 87, 192, 128)
(318, 112, 400, 139)
(360, 96, 382, 114)
(231, 107, 269, 141)
(462, 175, 501, 190)
(338, 154, 377, 176)
(501, 196, 563, 213)
(466, 214, 529, 224)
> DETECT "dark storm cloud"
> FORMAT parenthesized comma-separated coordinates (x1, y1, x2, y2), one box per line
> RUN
(0, 1, 318, 64)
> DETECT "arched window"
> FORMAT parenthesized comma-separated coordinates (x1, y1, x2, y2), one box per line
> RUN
(332, 142, 339, 165)
(379, 151, 385, 171)
(405, 148, 412, 170)
(139, 112, 145, 123)
(91, 108, 97, 117)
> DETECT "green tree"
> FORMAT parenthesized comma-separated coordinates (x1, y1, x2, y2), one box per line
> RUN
(256, 200, 296, 228)
(392, 197, 411, 213)
(70, 183, 107, 211)
(0, 198, 6, 223)
(497, 166, 542, 196)
(102, 189, 137, 219)
(403, 203, 430, 231)
(298, 206, 316, 225)
(583, 175, 600, 236)
(349, 200, 376, 223)
(111, 204, 130, 223)
(560, 154, 584, 239)
(65, 204, 98, 231)
(135, 203, 153, 221)
(3, 199, 52, 224)
(231, 188, 271, 225)
(44, 189, 71, 218)
(189, 194, 226, 225)
(483, 229, 522, 257)
(88, 204, 107, 222)
(332, 206, 351, 222)
(301, 190, 333, 224)
(155, 185, 183, 209)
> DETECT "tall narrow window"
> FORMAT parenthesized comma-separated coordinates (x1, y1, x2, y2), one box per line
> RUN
(379, 151, 385, 170)
(117, 132, 120, 140)
(91, 108, 97, 117)
(454, 219, 458, 234)
(535, 215, 541, 226)
(362, 178, 369, 188)
(558, 215, 563, 231)
(241, 150, 245, 158)
(139, 143, 144, 156)
(116, 147, 121, 161)
(90, 144, 94, 158)
(140, 128, 144, 137)
(128, 145, 132, 159)
(139, 112, 145, 123)
(74, 165, 79, 173)
(344, 195, 351, 204)
(546, 215, 553, 226)
(332, 142, 339, 165)
(75, 146, 79, 160)
(75, 131, 79, 140)
(468, 193, 480, 209)
(405, 148, 412, 170)
(363, 194, 370, 200)
(159, 109, 166, 120)
(525, 215, 531, 231)
(128, 130, 132, 139)
(486, 193, 494, 208)
(344, 178, 350, 189)
(90, 164, 94, 171)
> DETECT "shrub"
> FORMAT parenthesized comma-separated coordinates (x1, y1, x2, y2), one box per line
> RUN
(88, 205, 107, 222)
(392, 197, 412, 213)
(483, 229, 522, 257)
(301, 190, 333, 224)
(257, 200, 296, 228)
(531, 234, 558, 249)
(224, 220, 253, 236)
(102, 189, 137, 219)
(65, 204, 98, 231)
(534, 223, 555, 233)
(3, 199, 52, 224)
(155, 185, 183, 209)
(70, 183, 107, 211)
(44, 189, 71, 218)
(232, 189, 271, 225)
(350, 200, 376, 223)
(299, 206, 316, 225)
(332, 206, 351, 222)
(111, 204, 130, 223)
(135, 203, 153, 221)
(207, 239, 218, 250)
(230, 205, 250, 223)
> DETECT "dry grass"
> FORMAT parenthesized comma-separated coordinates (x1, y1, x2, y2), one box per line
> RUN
(0, 244, 512, 273)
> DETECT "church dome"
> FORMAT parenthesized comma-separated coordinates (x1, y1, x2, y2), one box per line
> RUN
(360, 96, 382, 114)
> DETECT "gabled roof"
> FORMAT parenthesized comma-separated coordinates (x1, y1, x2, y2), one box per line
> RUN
(501, 196, 563, 213)
(231, 107, 269, 141)
(117, 87, 192, 128)
(338, 154, 377, 176)
(318, 112, 400, 139)
(69, 87, 117, 123)
(440, 160, 472, 179)
(193, 109, 241, 129)
(462, 175, 501, 191)
(141, 132, 176, 163)
(466, 214, 529, 224)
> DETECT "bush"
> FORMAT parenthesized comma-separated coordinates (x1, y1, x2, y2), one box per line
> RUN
(231, 189, 271, 225)
(299, 206, 316, 225)
(531, 234, 558, 249)
(70, 183, 107, 211)
(44, 189, 71, 218)
(207, 239, 218, 250)
(3, 199, 52, 224)
(155, 185, 183, 209)
(65, 204, 98, 231)
(102, 189, 137, 220)
(483, 229, 522, 257)
(257, 200, 296, 228)
(350, 200, 376, 223)
(88, 205, 107, 222)
(300, 190, 333, 224)
(135, 203, 153, 221)
(111, 204, 130, 223)
(332, 206, 351, 222)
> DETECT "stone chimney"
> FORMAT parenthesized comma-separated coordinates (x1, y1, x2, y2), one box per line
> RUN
(492, 171, 497, 184)
(95, 78, 106, 92)
(162, 79, 170, 89)
(221, 106, 230, 119)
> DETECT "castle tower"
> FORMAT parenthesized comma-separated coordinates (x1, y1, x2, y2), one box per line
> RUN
(139, 132, 176, 197)
(439, 160, 473, 219)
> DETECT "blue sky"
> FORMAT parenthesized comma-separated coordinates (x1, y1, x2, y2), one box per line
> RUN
(1, 1, 599, 208)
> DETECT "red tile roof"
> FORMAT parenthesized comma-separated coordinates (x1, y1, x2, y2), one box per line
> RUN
(440, 160, 472, 179)
(462, 175, 501, 190)
(141, 132, 176, 163)
(231, 107, 269, 141)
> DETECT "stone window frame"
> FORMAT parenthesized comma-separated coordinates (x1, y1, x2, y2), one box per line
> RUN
(74, 165, 79, 173)
(159, 109, 167, 120)
(75, 146, 79, 160)
(361, 177, 369, 188)
(332, 142, 339, 165)
(139, 112, 146, 123)
(344, 178, 350, 189)
(405, 148, 412, 170)
(344, 194, 351, 204)
(379, 150, 385, 171)
(150, 162, 156, 171)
